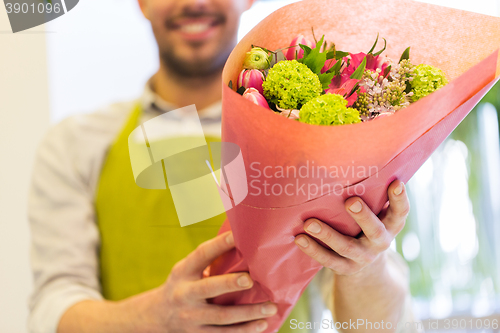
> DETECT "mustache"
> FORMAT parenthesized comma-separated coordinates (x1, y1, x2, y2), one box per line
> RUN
(166, 8, 226, 28)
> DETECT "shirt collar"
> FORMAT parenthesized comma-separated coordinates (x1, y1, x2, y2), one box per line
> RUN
(141, 78, 222, 120)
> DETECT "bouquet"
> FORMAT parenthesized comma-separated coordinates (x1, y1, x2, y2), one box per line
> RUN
(209, 0, 500, 331)
(236, 33, 448, 124)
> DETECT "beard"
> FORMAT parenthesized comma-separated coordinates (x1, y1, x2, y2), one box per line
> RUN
(159, 45, 232, 78)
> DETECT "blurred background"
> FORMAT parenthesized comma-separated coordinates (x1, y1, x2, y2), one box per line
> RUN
(0, 0, 499, 332)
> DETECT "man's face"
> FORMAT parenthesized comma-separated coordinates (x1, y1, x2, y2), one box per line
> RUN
(140, 0, 252, 78)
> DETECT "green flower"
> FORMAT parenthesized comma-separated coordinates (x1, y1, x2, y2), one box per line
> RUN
(243, 47, 271, 70)
(299, 93, 361, 126)
(411, 64, 448, 102)
(262, 60, 322, 110)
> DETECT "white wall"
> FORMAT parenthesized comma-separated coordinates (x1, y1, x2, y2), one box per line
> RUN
(0, 1, 499, 332)
(0, 10, 50, 333)
(46, 0, 158, 123)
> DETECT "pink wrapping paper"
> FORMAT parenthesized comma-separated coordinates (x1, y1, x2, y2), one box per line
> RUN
(208, 0, 500, 331)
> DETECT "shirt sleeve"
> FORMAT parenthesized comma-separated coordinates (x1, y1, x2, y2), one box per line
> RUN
(27, 118, 103, 333)
(314, 250, 421, 333)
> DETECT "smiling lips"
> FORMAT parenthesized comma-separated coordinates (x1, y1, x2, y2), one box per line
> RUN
(168, 15, 225, 42)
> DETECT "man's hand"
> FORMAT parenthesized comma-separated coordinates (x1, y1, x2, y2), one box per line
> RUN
(294, 180, 409, 276)
(58, 231, 277, 333)
(293, 180, 411, 332)
(152, 231, 277, 332)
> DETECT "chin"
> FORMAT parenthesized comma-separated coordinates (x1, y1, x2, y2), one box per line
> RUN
(180, 43, 229, 66)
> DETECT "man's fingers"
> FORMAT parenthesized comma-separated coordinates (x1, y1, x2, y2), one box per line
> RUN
(186, 273, 253, 300)
(294, 234, 354, 274)
(384, 180, 410, 235)
(204, 319, 269, 333)
(301, 219, 375, 264)
(202, 302, 277, 326)
(344, 197, 391, 248)
(182, 231, 235, 277)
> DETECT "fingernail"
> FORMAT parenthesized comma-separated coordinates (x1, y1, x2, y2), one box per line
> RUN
(306, 221, 321, 234)
(226, 233, 234, 246)
(256, 320, 268, 332)
(261, 303, 278, 315)
(394, 183, 404, 196)
(237, 275, 251, 287)
(295, 237, 309, 248)
(349, 201, 362, 213)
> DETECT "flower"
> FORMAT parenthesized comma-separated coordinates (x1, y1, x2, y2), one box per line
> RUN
(299, 93, 361, 126)
(284, 34, 315, 60)
(321, 58, 337, 74)
(344, 52, 390, 79)
(242, 87, 270, 109)
(276, 106, 300, 120)
(238, 69, 265, 95)
(354, 65, 414, 118)
(262, 60, 322, 110)
(410, 64, 448, 102)
(325, 78, 362, 107)
(329, 72, 351, 91)
(243, 47, 271, 70)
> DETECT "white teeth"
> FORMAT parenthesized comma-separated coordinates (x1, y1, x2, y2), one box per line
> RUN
(180, 23, 210, 34)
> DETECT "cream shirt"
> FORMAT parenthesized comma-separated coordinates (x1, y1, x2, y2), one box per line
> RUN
(27, 83, 419, 333)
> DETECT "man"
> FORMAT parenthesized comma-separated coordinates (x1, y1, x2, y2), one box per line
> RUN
(28, 0, 414, 332)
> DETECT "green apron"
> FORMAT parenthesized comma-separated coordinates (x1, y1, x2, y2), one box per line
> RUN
(95, 104, 310, 332)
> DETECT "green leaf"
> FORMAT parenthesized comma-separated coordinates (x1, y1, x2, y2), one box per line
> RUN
(318, 72, 335, 90)
(334, 51, 349, 60)
(368, 33, 380, 54)
(373, 38, 387, 56)
(237, 86, 246, 95)
(350, 57, 367, 80)
(327, 59, 343, 75)
(228, 80, 233, 90)
(383, 65, 392, 78)
(399, 47, 411, 63)
(299, 44, 312, 58)
(405, 83, 412, 94)
(326, 49, 348, 61)
(302, 35, 327, 74)
(348, 82, 360, 97)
